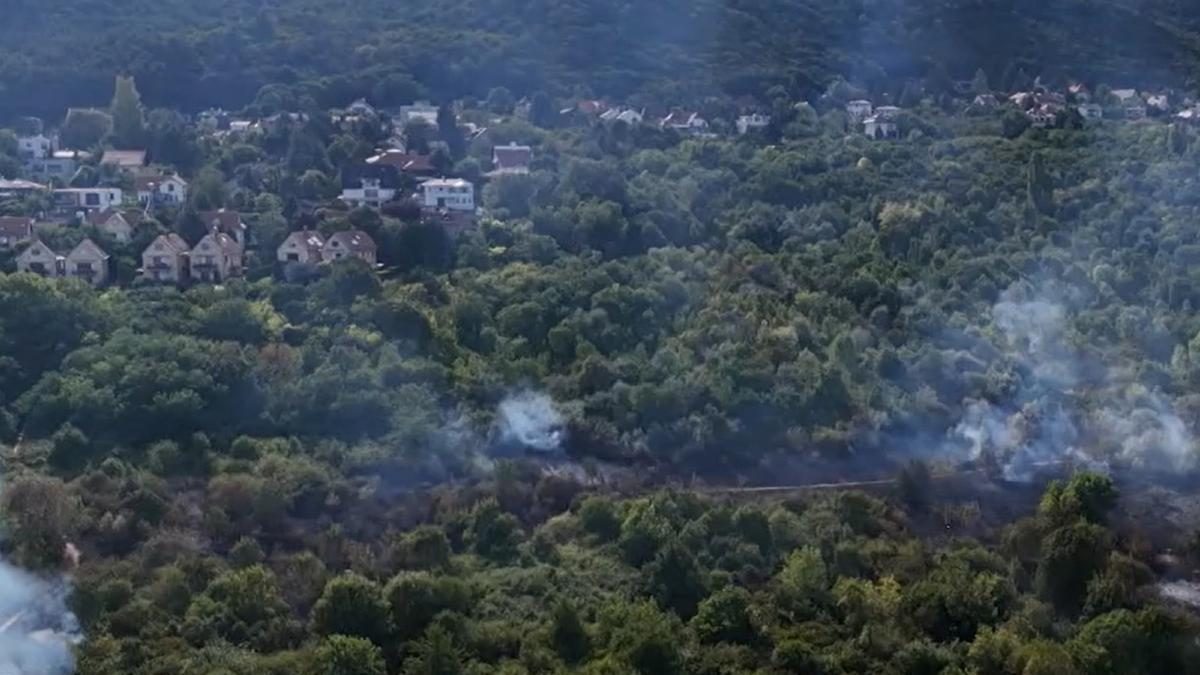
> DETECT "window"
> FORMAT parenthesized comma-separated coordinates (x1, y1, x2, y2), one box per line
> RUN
(85, 193, 100, 206)
(287, 253, 299, 262)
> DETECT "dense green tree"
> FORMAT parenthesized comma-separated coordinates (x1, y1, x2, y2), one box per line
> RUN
(690, 587, 755, 645)
(309, 635, 387, 675)
(311, 573, 392, 645)
(110, 75, 146, 149)
(60, 108, 112, 149)
(551, 599, 590, 663)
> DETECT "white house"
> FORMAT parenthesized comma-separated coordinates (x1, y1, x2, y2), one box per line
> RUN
(863, 115, 899, 139)
(874, 105, 901, 120)
(25, 150, 88, 181)
(54, 188, 123, 212)
(398, 101, 439, 126)
(17, 134, 54, 160)
(736, 113, 771, 135)
(420, 178, 475, 212)
(846, 100, 873, 122)
(136, 174, 188, 206)
(342, 177, 397, 209)
(599, 108, 644, 125)
(1078, 103, 1103, 121)
(661, 110, 709, 135)
(277, 230, 326, 265)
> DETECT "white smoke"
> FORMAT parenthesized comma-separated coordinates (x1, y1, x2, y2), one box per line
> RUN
(0, 560, 78, 675)
(497, 391, 566, 452)
(947, 284, 1195, 480)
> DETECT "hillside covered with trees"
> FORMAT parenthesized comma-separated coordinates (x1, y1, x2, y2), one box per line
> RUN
(4, 0, 1200, 673)
(3, 0, 1200, 120)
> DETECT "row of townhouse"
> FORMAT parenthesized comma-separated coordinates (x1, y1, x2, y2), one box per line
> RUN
(142, 230, 243, 284)
(16, 238, 111, 286)
(277, 229, 377, 266)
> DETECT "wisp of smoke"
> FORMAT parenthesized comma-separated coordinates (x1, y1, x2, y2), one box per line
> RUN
(0, 560, 78, 675)
(946, 283, 1195, 480)
(497, 391, 566, 452)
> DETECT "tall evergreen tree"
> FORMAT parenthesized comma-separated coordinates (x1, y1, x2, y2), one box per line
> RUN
(1026, 151, 1053, 214)
(436, 104, 465, 160)
(972, 68, 990, 94)
(110, 75, 146, 150)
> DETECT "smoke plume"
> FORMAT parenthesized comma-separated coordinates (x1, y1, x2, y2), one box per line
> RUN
(0, 557, 78, 675)
(946, 283, 1195, 480)
(496, 391, 566, 452)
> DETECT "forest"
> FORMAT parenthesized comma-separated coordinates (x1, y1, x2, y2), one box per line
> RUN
(2, 0, 1200, 672)
(3, 0, 1200, 120)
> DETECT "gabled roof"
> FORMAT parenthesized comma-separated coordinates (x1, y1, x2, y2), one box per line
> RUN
(661, 110, 705, 127)
(194, 231, 241, 256)
(199, 209, 245, 235)
(492, 143, 532, 170)
(100, 150, 147, 167)
(0, 179, 47, 192)
(145, 233, 191, 255)
(17, 239, 57, 261)
(134, 173, 187, 192)
(67, 237, 109, 261)
(366, 150, 436, 174)
(84, 208, 127, 228)
(327, 229, 377, 253)
(280, 230, 326, 256)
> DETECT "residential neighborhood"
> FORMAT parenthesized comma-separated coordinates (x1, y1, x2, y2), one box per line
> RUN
(2, 69, 1197, 295)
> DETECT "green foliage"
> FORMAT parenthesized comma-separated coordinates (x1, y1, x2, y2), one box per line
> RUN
(60, 107, 112, 149)
(311, 573, 392, 646)
(403, 625, 465, 675)
(309, 635, 387, 675)
(690, 587, 756, 645)
(110, 75, 146, 150)
(385, 572, 471, 642)
(1035, 521, 1112, 615)
(550, 599, 590, 663)
(578, 495, 622, 542)
(467, 499, 523, 563)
